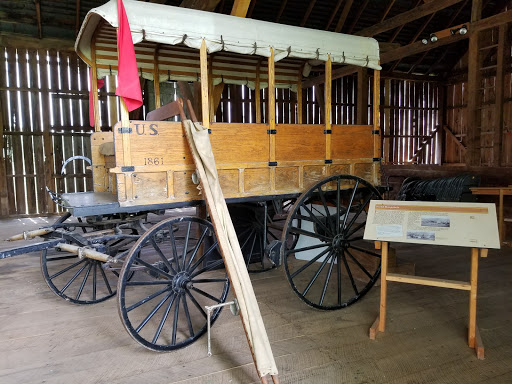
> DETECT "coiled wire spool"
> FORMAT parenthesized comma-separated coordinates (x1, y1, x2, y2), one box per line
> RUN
(397, 175, 480, 202)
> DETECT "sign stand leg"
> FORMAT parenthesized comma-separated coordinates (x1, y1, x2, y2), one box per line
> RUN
(469, 248, 485, 359)
(369, 241, 388, 339)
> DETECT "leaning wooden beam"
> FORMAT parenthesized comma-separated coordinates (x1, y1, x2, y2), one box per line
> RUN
(355, 0, 464, 37)
(443, 125, 467, 152)
(183, 120, 279, 383)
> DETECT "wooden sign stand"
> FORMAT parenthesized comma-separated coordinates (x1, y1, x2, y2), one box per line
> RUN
(369, 241, 487, 360)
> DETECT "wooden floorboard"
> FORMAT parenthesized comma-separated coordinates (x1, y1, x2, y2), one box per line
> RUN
(0, 216, 511, 383)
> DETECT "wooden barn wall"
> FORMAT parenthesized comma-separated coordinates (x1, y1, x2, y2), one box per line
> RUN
(0, 48, 114, 216)
(380, 79, 441, 165)
(0, 47, 442, 217)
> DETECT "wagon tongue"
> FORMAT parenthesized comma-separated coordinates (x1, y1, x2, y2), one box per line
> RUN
(0, 239, 62, 259)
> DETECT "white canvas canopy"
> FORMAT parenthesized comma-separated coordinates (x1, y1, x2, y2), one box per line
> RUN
(76, 0, 380, 88)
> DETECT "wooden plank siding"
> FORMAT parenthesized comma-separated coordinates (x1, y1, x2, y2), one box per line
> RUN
(0, 48, 111, 216)
(0, 47, 448, 216)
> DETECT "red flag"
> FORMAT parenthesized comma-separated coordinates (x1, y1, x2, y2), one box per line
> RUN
(115, 0, 142, 111)
(89, 70, 105, 127)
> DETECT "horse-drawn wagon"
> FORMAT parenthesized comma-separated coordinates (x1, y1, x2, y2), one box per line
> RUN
(1, 0, 384, 356)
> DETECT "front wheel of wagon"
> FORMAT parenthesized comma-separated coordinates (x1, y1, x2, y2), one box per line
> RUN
(41, 214, 142, 305)
(117, 216, 230, 351)
(281, 175, 382, 310)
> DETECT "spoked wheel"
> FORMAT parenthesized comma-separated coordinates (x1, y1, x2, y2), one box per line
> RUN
(282, 175, 382, 310)
(41, 215, 140, 305)
(229, 204, 274, 273)
(117, 216, 230, 351)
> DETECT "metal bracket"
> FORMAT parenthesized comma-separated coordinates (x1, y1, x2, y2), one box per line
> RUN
(268, 161, 277, 166)
(121, 166, 135, 172)
(205, 299, 239, 357)
(325, 159, 333, 164)
(118, 127, 132, 134)
(373, 157, 381, 162)
(372, 130, 380, 135)
(267, 129, 277, 134)
(324, 130, 332, 134)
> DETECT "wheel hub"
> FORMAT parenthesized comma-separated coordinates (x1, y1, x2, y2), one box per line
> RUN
(172, 271, 191, 293)
(332, 234, 349, 252)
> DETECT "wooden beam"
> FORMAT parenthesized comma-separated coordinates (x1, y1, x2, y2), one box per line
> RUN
(357, 68, 368, 124)
(347, 0, 369, 34)
(76, 0, 81, 36)
(381, 28, 467, 63)
(325, 56, 332, 162)
(324, 0, 343, 30)
(200, 40, 209, 127)
(247, 0, 257, 18)
(380, 0, 397, 23)
(466, 0, 482, 166)
(268, 48, 276, 165)
(493, 23, 508, 166)
(300, 0, 317, 27)
(230, 0, 251, 17)
(275, 0, 288, 22)
(179, 0, 221, 11)
(35, 0, 42, 39)
(335, 0, 354, 33)
(356, 0, 464, 37)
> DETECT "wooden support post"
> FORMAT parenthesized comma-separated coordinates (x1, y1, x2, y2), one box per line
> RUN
(0, 84, 8, 216)
(325, 56, 332, 163)
(255, 60, 261, 123)
(200, 40, 210, 128)
(153, 48, 161, 109)
(494, 23, 508, 166)
(373, 68, 381, 161)
(357, 67, 368, 125)
(468, 247, 479, 349)
(379, 241, 388, 332)
(268, 48, 276, 191)
(296, 67, 303, 124)
(466, 0, 482, 165)
(91, 40, 101, 132)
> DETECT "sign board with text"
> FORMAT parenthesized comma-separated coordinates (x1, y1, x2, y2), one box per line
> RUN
(363, 200, 500, 249)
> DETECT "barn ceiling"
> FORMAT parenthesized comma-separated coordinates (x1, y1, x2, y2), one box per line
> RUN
(0, 0, 509, 78)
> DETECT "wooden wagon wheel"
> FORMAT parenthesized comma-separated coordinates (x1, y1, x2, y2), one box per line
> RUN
(41, 214, 141, 305)
(117, 216, 230, 351)
(229, 200, 300, 273)
(281, 175, 382, 310)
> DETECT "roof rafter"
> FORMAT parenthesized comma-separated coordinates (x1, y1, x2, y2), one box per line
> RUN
(300, 0, 317, 27)
(335, 0, 354, 33)
(325, 0, 343, 30)
(356, 0, 464, 37)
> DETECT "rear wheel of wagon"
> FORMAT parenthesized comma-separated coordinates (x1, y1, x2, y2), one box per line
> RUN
(230, 199, 300, 273)
(281, 175, 382, 310)
(117, 216, 229, 351)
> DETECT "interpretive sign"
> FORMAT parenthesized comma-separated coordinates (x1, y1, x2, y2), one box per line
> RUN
(364, 200, 500, 249)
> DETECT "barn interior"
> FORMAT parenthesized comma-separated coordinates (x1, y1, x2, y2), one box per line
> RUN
(0, 1, 511, 383)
